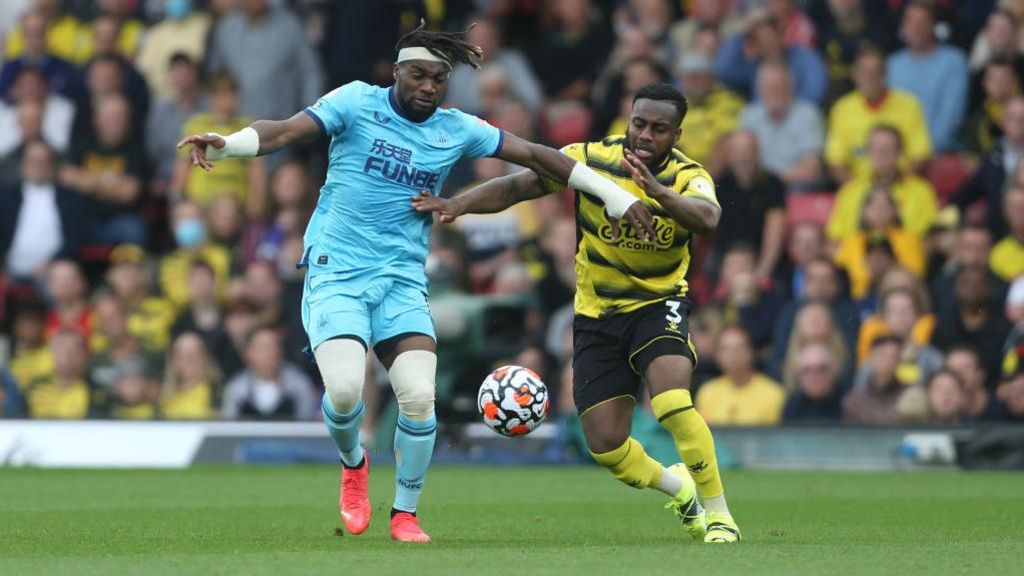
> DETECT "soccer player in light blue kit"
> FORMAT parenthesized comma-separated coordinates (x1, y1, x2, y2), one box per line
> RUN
(178, 22, 654, 542)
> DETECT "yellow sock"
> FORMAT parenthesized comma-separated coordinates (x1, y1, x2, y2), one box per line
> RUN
(651, 389, 724, 499)
(590, 437, 664, 490)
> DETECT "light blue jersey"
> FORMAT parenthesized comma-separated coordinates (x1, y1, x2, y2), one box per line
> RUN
(301, 81, 503, 350)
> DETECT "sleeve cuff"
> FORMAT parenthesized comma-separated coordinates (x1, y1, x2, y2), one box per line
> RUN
(489, 129, 505, 157)
(303, 108, 327, 136)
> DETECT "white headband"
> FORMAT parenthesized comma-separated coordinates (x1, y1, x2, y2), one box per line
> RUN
(396, 47, 451, 66)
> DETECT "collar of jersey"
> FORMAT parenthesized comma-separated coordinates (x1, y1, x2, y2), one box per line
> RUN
(388, 86, 434, 124)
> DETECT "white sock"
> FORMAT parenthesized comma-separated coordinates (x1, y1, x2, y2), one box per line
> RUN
(703, 494, 730, 515)
(654, 466, 683, 497)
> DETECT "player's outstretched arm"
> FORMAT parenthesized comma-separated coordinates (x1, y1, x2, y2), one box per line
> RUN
(411, 169, 546, 223)
(495, 132, 656, 240)
(175, 111, 321, 171)
(622, 151, 720, 235)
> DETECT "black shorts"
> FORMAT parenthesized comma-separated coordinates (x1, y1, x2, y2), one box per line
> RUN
(572, 297, 697, 415)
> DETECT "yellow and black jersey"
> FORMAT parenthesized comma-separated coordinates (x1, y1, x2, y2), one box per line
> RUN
(542, 136, 719, 319)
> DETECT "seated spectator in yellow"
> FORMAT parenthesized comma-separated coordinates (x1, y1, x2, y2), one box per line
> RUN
(8, 300, 53, 389)
(24, 329, 90, 419)
(105, 357, 159, 420)
(835, 187, 925, 299)
(674, 52, 744, 166)
(172, 71, 266, 214)
(160, 200, 234, 309)
(105, 244, 177, 352)
(160, 332, 218, 420)
(695, 326, 786, 426)
(828, 125, 938, 240)
(78, 1, 144, 62)
(4, 3, 86, 63)
(857, 272, 937, 364)
(990, 186, 1024, 281)
(825, 46, 931, 183)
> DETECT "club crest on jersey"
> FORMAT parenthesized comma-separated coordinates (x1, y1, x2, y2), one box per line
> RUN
(434, 130, 451, 146)
(598, 216, 675, 251)
(374, 111, 391, 124)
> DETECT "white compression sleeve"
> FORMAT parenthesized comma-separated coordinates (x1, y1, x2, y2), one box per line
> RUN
(388, 350, 437, 420)
(205, 126, 259, 160)
(567, 162, 639, 218)
(314, 338, 368, 414)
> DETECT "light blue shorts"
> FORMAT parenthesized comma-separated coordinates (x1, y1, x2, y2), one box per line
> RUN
(302, 269, 435, 352)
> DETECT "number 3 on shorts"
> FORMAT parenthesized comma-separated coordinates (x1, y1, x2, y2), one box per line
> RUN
(664, 300, 683, 323)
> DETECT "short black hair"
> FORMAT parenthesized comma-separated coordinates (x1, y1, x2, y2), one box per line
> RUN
(396, 19, 483, 69)
(633, 82, 688, 123)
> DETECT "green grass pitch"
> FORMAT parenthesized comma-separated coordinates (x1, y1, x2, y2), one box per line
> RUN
(2, 465, 1022, 575)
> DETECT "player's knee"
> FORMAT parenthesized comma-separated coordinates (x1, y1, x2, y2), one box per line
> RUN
(390, 350, 437, 421)
(315, 338, 367, 414)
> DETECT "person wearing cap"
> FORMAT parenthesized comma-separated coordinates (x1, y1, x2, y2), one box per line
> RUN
(827, 124, 938, 241)
(673, 51, 744, 167)
(105, 244, 177, 352)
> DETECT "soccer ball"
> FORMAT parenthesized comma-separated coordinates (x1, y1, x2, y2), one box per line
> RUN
(477, 365, 549, 437)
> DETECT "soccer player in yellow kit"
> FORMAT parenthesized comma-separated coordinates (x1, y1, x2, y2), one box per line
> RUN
(413, 83, 740, 543)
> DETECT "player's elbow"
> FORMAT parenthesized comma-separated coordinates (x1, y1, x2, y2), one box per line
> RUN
(692, 205, 720, 236)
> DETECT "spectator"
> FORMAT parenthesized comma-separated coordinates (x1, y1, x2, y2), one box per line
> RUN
(146, 53, 205, 191)
(24, 328, 90, 419)
(222, 326, 315, 420)
(0, 10, 77, 100)
(207, 0, 323, 125)
(930, 225, 1008, 315)
(1, 368, 25, 417)
(886, 1, 968, 151)
(88, 295, 160, 407)
(775, 221, 828, 300)
(766, 0, 817, 49)
(715, 11, 827, 104)
(3, 1, 86, 64)
(740, 60, 824, 189)
(238, 260, 283, 329)
(241, 159, 311, 266)
(953, 96, 1024, 238)
(136, 0, 211, 101)
(966, 58, 1021, 153)
(1000, 278, 1024, 396)
(172, 71, 266, 215)
(597, 57, 668, 142)
(771, 256, 860, 373)
(171, 260, 242, 378)
(923, 370, 968, 426)
(968, 8, 1024, 73)
(843, 335, 913, 425)
(79, 0, 144, 62)
(445, 18, 542, 117)
(811, 0, 892, 104)
(668, 0, 737, 58)
(695, 326, 786, 426)
(43, 258, 91, 339)
(160, 331, 218, 420)
(1, 140, 87, 281)
(75, 52, 149, 143)
(526, 0, 612, 102)
(825, 46, 931, 183)
(59, 93, 146, 246)
(996, 370, 1024, 422)
(856, 279, 938, 365)
(834, 187, 925, 300)
(103, 356, 160, 420)
(782, 342, 844, 423)
(827, 125, 938, 241)
(7, 299, 52, 389)
(711, 131, 786, 282)
(990, 186, 1024, 281)
(671, 52, 743, 167)
(713, 243, 784, 350)
(206, 194, 246, 251)
(945, 346, 996, 420)
(0, 98, 44, 186)
(923, 206, 960, 285)
(776, 300, 851, 387)
(933, 266, 1013, 372)
(159, 200, 234, 309)
(0, 66, 75, 154)
(105, 244, 177, 352)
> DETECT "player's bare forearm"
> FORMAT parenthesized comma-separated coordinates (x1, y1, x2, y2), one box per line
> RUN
(494, 132, 574, 184)
(454, 170, 547, 215)
(647, 182, 720, 235)
(250, 112, 321, 155)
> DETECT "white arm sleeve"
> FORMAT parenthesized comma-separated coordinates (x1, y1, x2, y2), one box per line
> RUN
(568, 162, 638, 218)
(205, 127, 260, 160)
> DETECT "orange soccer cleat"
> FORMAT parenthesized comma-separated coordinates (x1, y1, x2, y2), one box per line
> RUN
(339, 455, 371, 535)
(390, 512, 431, 542)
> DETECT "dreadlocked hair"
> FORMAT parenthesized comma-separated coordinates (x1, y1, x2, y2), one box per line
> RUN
(396, 19, 483, 69)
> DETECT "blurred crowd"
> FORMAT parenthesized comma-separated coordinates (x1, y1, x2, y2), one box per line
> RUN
(0, 0, 1023, 430)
